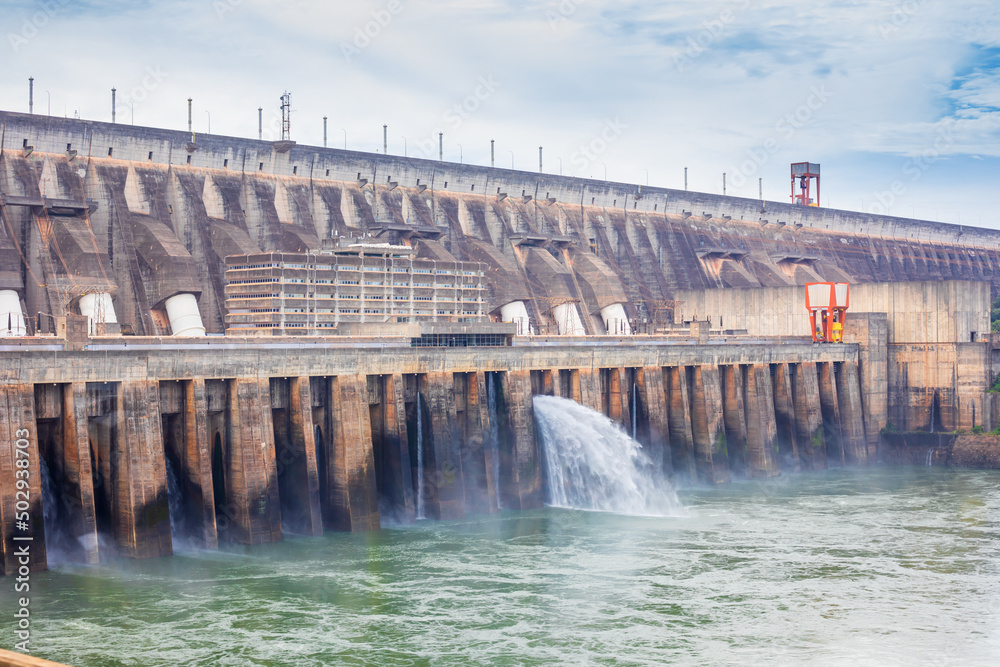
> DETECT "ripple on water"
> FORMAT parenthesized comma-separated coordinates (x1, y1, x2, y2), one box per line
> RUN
(2, 467, 999, 666)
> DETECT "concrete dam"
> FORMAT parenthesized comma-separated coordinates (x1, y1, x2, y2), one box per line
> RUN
(1, 110, 999, 574)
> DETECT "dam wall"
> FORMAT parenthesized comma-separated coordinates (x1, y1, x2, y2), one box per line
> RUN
(673, 281, 998, 435)
(3, 111, 1000, 340)
(1, 336, 860, 573)
(1, 112, 995, 575)
(674, 280, 990, 342)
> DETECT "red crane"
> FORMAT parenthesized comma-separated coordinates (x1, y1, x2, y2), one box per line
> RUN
(791, 162, 820, 207)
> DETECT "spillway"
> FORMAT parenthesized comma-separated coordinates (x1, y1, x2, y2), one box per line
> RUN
(534, 396, 681, 516)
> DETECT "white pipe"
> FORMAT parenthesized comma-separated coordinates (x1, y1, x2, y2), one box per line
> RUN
(0, 290, 27, 337)
(601, 303, 632, 335)
(500, 300, 533, 336)
(553, 303, 586, 336)
(164, 293, 206, 337)
(78, 293, 118, 327)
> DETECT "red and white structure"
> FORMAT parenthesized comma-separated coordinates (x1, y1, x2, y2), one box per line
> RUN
(805, 282, 849, 343)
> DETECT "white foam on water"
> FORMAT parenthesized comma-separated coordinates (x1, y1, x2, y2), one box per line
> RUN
(533, 395, 682, 517)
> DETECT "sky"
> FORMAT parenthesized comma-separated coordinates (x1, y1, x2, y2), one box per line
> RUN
(2, 0, 999, 227)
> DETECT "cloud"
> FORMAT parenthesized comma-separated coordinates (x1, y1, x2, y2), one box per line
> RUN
(1, 0, 998, 225)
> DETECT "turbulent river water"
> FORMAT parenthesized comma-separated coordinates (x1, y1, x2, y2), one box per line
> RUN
(4, 466, 999, 666)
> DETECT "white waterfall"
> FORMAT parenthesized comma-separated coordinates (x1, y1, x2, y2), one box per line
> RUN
(534, 395, 681, 516)
(165, 456, 185, 539)
(40, 456, 57, 537)
(631, 383, 638, 441)
(416, 393, 426, 520)
(487, 376, 502, 510)
(40, 455, 72, 564)
(926, 448, 938, 467)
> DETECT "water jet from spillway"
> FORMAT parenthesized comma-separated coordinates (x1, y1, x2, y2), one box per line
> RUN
(165, 457, 186, 542)
(416, 392, 426, 520)
(486, 374, 502, 510)
(533, 396, 681, 516)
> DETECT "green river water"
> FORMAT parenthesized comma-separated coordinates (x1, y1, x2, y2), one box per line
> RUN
(3, 467, 1000, 666)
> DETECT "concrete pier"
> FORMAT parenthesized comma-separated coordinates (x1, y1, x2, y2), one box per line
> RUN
(690, 366, 729, 485)
(0, 337, 859, 571)
(792, 363, 827, 471)
(1, 108, 998, 578)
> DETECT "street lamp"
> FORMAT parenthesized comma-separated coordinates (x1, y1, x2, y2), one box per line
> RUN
(205, 110, 211, 134)
(602, 162, 607, 181)
(401, 136, 407, 157)
(458, 143, 463, 164)
(508, 150, 514, 169)
(342, 129, 347, 150)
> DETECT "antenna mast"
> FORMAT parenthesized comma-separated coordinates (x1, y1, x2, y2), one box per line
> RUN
(279, 92, 292, 142)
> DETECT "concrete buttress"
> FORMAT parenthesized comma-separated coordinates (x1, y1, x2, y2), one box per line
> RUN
(837, 362, 869, 465)
(610, 368, 629, 427)
(226, 378, 282, 544)
(721, 366, 749, 477)
(772, 363, 800, 472)
(458, 373, 495, 516)
(384, 374, 415, 521)
(744, 365, 780, 478)
(844, 313, 888, 457)
(183, 379, 218, 549)
(690, 366, 730, 484)
(62, 383, 99, 563)
(326, 376, 380, 532)
(541, 370, 555, 397)
(0, 384, 46, 573)
(667, 367, 697, 480)
(420, 373, 466, 520)
(282, 377, 323, 536)
(818, 363, 845, 466)
(637, 367, 672, 477)
(501, 370, 542, 510)
(577, 368, 603, 415)
(791, 363, 827, 471)
(116, 381, 172, 559)
(569, 369, 583, 405)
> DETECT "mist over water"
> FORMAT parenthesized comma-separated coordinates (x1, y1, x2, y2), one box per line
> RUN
(6, 467, 1000, 665)
(534, 395, 681, 516)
